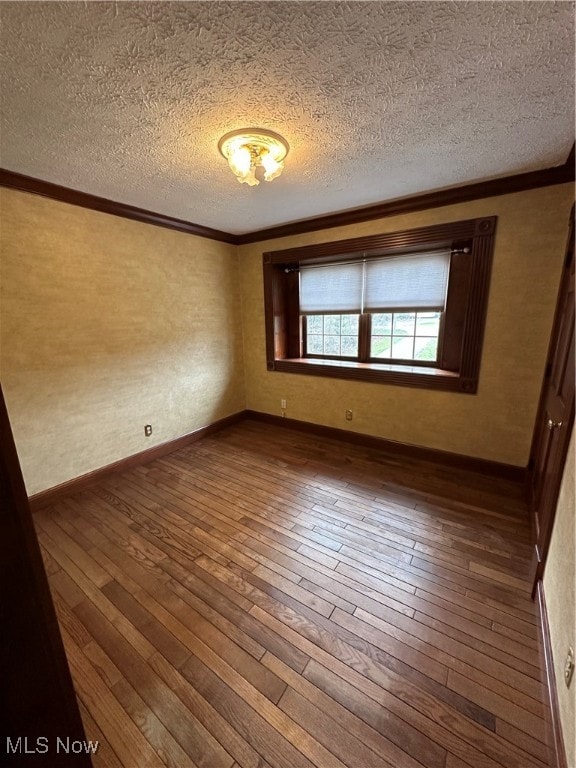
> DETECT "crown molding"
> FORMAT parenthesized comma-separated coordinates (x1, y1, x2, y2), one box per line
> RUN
(238, 143, 575, 244)
(0, 168, 237, 244)
(1, 144, 573, 246)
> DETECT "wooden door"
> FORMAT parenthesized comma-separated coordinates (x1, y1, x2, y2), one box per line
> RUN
(529, 205, 575, 593)
(0, 385, 92, 766)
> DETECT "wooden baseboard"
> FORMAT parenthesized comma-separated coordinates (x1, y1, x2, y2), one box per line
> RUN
(536, 580, 568, 768)
(28, 411, 244, 511)
(29, 408, 527, 511)
(244, 410, 527, 483)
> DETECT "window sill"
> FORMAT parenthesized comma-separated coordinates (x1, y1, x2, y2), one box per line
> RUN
(268, 357, 476, 393)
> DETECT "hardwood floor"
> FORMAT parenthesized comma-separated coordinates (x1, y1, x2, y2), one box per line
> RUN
(33, 419, 550, 768)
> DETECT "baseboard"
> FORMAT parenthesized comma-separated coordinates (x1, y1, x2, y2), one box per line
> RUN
(536, 580, 568, 768)
(29, 407, 527, 510)
(28, 411, 244, 512)
(244, 410, 527, 483)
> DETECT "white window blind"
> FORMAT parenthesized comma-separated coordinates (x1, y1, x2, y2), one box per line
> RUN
(364, 251, 451, 311)
(300, 249, 451, 314)
(300, 262, 363, 314)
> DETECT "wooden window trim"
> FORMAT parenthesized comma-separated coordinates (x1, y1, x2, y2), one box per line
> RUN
(359, 312, 371, 362)
(263, 216, 497, 393)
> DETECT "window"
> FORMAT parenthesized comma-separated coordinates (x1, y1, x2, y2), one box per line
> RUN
(302, 310, 443, 361)
(263, 216, 497, 393)
(370, 312, 441, 361)
(300, 249, 451, 365)
(305, 314, 360, 357)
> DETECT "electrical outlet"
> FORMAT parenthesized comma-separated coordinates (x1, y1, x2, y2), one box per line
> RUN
(281, 399, 287, 409)
(565, 646, 574, 688)
(345, 409, 353, 421)
(144, 424, 152, 437)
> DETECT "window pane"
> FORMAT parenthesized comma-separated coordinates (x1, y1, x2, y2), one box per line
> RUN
(341, 335, 358, 355)
(324, 315, 341, 335)
(307, 335, 323, 354)
(414, 337, 438, 361)
(415, 312, 440, 336)
(307, 315, 323, 334)
(393, 313, 416, 335)
(323, 335, 340, 355)
(371, 336, 391, 358)
(372, 313, 392, 334)
(392, 336, 414, 358)
(341, 314, 359, 334)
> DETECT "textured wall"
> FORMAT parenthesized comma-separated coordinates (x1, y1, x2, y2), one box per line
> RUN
(0, 189, 245, 495)
(1, 183, 571, 493)
(239, 183, 573, 467)
(544, 429, 575, 768)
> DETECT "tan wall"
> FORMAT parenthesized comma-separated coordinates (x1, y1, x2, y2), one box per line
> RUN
(1, 183, 572, 492)
(544, 428, 576, 768)
(239, 184, 573, 467)
(0, 189, 245, 495)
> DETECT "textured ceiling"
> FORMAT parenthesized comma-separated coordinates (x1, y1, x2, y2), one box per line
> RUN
(0, 1, 574, 235)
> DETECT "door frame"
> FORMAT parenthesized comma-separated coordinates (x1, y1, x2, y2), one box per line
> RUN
(0, 384, 92, 766)
(527, 204, 575, 593)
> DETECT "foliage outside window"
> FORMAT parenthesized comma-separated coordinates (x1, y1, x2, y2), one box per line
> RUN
(263, 216, 497, 393)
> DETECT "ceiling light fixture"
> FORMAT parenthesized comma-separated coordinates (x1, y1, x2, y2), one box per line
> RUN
(218, 128, 289, 186)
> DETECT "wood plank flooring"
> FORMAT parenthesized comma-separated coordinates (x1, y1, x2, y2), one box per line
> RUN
(33, 419, 550, 768)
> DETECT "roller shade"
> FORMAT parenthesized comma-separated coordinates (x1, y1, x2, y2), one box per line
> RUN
(363, 251, 451, 311)
(300, 249, 451, 314)
(300, 262, 363, 314)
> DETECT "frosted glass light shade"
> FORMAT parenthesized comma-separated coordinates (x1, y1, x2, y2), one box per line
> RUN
(261, 151, 284, 181)
(228, 145, 252, 178)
